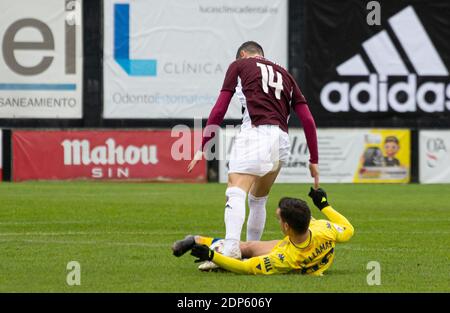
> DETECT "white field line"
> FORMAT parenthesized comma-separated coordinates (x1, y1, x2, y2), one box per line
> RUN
(0, 221, 97, 225)
(0, 238, 434, 253)
(0, 230, 447, 237)
(0, 221, 120, 225)
(0, 238, 167, 248)
(0, 217, 448, 226)
(0, 231, 202, 236)
(337, 245, 436, 252)
(353, 218, 450, 222)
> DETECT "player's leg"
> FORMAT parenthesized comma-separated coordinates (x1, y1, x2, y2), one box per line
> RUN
(246, 165, 281, 241)
(172, 234, 278, 259)
(222, 172, 258, 257)
(240, 240, 280, 258)
(172, 235, 195, 257)
(220, 126, 274, 258)
(198, 173, 258, 271)
(172, 235, 223, 257)
(195, 235, 216, 247)
(245, 126, 290, 241)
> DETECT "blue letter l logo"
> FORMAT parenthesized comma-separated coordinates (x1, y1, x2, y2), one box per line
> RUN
(114, 3, 157, 76)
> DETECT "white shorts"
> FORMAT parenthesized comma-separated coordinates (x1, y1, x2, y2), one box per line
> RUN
(228, 125, 290, 177)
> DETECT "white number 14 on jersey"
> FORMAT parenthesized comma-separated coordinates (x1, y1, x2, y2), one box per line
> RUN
(257, 62, 283, 100)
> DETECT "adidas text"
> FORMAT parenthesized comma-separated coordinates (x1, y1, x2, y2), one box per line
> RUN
(321, 74, 450, 113)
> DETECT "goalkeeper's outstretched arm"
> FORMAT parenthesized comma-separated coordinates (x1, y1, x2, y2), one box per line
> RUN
(321, 205, 354, 242)
(211, 253, 258, 275)
(190, 245, 282, 275)
(308, 187, 354, 242)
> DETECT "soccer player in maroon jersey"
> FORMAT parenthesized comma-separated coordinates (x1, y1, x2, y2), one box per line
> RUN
(187, 41, 319, 270)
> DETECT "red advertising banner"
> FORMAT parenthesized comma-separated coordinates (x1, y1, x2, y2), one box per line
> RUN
(12, 130, 206, 182)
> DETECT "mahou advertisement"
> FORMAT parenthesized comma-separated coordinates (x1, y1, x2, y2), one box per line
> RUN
(12, 130, 206, 182)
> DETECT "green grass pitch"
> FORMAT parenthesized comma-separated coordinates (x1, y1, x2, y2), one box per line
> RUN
(0, 182, 448, 292)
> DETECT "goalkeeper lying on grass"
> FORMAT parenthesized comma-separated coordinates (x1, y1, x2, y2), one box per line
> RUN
(172, 188, 354, 276)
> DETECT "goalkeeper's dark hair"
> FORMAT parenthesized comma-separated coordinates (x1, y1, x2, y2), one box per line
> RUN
(236, 41, 264, 59)
(278, 197, 311, 234)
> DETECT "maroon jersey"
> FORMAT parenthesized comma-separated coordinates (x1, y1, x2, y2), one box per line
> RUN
(221, 56, 307, 133)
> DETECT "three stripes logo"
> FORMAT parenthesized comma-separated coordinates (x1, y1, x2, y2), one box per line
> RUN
(320, 6, 450, 113)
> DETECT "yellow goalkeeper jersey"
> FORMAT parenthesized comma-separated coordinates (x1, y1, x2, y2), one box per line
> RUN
(211, 205, 354, 276)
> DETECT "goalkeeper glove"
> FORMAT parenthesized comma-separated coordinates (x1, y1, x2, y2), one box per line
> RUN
(190, 244, 214, 263)
(308, 187, 330, 210)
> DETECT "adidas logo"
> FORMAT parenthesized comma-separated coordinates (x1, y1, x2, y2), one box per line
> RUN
(320, 6, 450, 113)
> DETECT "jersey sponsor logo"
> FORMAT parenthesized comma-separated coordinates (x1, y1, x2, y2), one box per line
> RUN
(333, 224, 345, 233)
(320, 247, 334, 266)
(320, 6, 450, 113)
(300, 247, 335, 274)
(307, 241, 333, 262)
(263, 257, 273, 272)
(301, 264, 319, 275)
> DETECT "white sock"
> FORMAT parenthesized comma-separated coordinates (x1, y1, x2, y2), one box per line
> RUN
(246, 193, 268, 241)
(223, 186, 246, 256)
